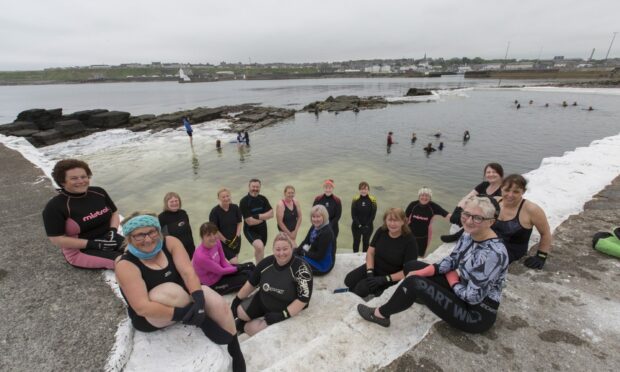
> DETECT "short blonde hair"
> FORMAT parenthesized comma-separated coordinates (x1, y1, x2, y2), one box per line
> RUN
(464, 196, 499, 219)
(217, 188, 230, 197)
(163, 192, 181, 211)
(381, 208, 411, 236)
(310, 204, 329, 224)
(273, 232, 294, 249)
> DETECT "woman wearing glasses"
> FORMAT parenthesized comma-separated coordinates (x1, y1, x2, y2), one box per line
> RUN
(42, 159, 124, 269)
(115, 213, 245, 371)
(494, 174, 552, 269)
(358, 196, 508, 333)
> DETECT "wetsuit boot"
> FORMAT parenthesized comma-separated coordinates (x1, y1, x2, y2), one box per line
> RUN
(440, 228, 464, 243)
(228, 335, 246, 372)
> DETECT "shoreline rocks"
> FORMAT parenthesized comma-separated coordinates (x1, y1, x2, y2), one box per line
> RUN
(0, 105, 296, 147)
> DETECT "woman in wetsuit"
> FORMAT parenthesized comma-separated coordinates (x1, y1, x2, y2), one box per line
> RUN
(358, 196, 508, 334)
(276, 185, 302, 247)
(158, 192, 195, 259)
(231, 233, 313, 336)
(209, 188, 243, 264)
(192, 222, 255, 295)
(442, 162, 504, 242)
(296, 205, 337, 275)
(405, 187, 451, 257)
(42, 159, 124, 269)
(494, 174, 552, 269)
(351, 181, 378, 253)
(344, 208, 418, 299)
(115, 213, 245, 371)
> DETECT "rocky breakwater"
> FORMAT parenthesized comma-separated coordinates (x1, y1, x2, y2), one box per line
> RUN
(0, 105, 295, 147)
(303, 89, 434, 113)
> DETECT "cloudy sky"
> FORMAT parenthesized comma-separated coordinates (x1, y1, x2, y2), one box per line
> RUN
(1, 0, 618, 70)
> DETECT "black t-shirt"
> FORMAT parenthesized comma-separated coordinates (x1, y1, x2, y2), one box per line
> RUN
(249, 255, 313, 312)
(474, 181, 502, 197)
(405, 201, 449, 237)
(209, 204, 242, 240)
(42, 186, 117, 239)
(158, 209, 195, 255)
(369, 228, 418, 275)
(239, 194, 272, 228)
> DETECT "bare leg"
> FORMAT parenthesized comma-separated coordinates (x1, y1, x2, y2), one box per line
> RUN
(236, 302, 268, 336)
(201, 285, 236, 335)
(252, 239, 264, 263)
(229, 256, 239, 265)
(146, 282, 191, 328)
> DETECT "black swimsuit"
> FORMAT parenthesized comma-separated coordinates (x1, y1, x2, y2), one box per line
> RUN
(119, 242, 187, 332)
(493, 199, 533, 263)
(278, 200, 298, 233)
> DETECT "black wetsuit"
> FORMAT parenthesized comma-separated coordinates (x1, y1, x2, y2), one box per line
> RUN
(313, 194, 342, 239)
(239, 194, 272, 245)
(345, 228, 418, 297)
(42, 186, 124, 267)
(278, 200, 299, 233)
(119, 242, 187, 332)
(158, 209, 195, 259)
(378, 234, 508, 333)
(297, 225, 336, 275)
(450, 181, 502, 226)
(351, 194, 377, 253)
(492, 199, 534, 263)
(243, 255, 313, 319)
(475, 181, 502, 198)
(209, 204, 243, 259)
(405, 201, 448, 256)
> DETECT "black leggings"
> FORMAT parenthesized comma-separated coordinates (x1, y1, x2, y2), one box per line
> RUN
(210, 270, 251, 295)
(378, 261, 499, 333)
(351, 225, 372, 253)
(413, 235, 429, 257)
(344, 264, 397, 297)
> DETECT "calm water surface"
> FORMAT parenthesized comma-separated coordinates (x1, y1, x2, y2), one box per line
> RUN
(2, 78, 619, 259)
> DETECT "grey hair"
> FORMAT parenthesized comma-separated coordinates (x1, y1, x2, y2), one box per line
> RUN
(464, 196, 498, 219)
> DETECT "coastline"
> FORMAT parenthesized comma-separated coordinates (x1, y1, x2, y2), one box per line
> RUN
(1, 131, 619, 370)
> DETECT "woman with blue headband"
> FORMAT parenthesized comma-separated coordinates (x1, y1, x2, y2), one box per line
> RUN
(115, 212, 245, 371)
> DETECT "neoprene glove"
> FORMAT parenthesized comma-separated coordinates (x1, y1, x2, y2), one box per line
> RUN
(366, 269, 374, 278)
(524, 250, 548, 270)
(107, 227, 121, 241)
(182, 290, 206, 326)
(264, 309, 290, 325)
(172, 303, 194, 321)
(85, 238, 118, 252)
(231, 296, 242, 318)
(367, 275, 391, 291)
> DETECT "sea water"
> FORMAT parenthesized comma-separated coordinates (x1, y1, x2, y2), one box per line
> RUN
(2, 77, 619, 260)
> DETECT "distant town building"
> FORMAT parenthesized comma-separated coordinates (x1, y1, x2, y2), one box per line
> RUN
(89, 65, 111, 69)
(505, 63, 534, 70)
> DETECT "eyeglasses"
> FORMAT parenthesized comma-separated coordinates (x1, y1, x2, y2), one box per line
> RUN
(461, 211, 494, 224)
(132, 229, 160, 242)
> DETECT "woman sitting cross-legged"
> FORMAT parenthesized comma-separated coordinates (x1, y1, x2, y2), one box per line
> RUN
(358, 196, 508, 334)
(295, 204, 336, 275)
(344, 208, 418, 299)
(192, 222, 255, 295)
(231, 233, 313, 336)
(114, 213, 245, 371)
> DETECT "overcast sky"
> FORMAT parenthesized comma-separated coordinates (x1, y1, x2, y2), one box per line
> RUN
(1, 0, 618, 70)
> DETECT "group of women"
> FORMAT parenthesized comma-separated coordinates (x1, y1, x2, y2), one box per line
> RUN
(42, 158, 553, 371)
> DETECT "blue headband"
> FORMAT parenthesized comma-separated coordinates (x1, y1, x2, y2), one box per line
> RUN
(122, 215, 161, 236)
(123, 215, 163, 260)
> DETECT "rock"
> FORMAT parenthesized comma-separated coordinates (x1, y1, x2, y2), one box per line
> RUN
(11, 129, 40, 137)
(55, 120, 86, 136)
(86, 111, 130, 128)
(16, 108, 63, 130)
(236, 112, 268, 123)
(64, 109, 109, 121)
(190, 108, 223, 123)
(405, 88, 433, 96)
(303, 95, 386, 113)
(31, 129, 63, 146)
(0, 121, 38, 134)
(128, 114, 156, 124)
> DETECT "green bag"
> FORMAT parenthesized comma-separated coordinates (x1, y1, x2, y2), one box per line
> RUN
(593, 227, 620, 258)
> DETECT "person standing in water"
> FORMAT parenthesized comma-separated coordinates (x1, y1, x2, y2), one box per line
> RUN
(183, 116, 193, 146)
(411, 132, 417, 144)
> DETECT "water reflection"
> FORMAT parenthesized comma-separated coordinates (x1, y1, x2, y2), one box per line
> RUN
(191, 149, 199, 175)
